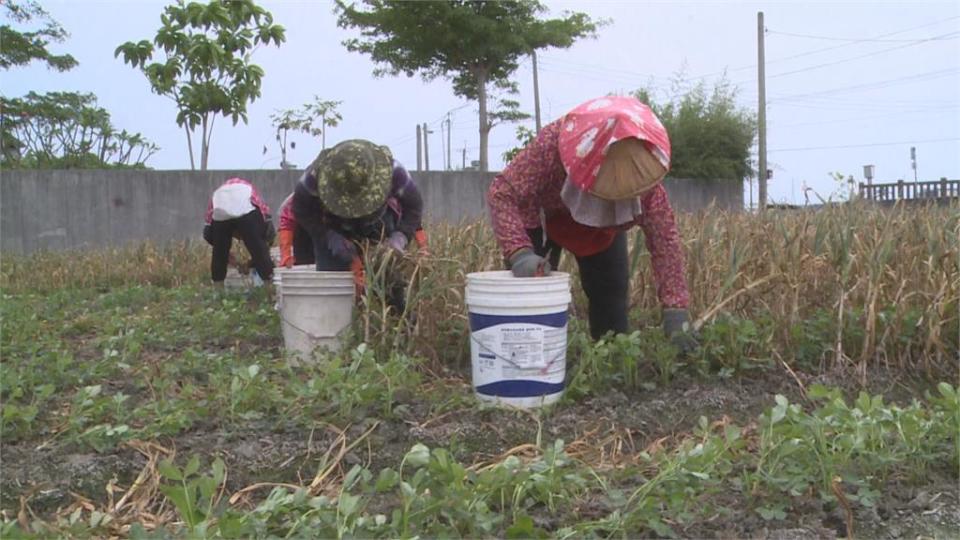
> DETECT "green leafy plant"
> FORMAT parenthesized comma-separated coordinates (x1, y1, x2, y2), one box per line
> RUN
(157, 455, 227, 535)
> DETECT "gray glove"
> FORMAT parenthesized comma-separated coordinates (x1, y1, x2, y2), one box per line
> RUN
(509, 249, 551, 278)
(386, 231, 408, 252)
(663, 308, 699, 355)
(325, 229, 356, 262)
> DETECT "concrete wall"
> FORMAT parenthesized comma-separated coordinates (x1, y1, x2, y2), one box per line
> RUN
(1, 169, 742, 254)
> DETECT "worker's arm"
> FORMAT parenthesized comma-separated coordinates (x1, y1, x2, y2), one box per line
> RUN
(487, 121, 566, 260)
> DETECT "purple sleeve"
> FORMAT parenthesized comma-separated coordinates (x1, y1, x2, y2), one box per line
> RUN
(391, 162, 423, 239)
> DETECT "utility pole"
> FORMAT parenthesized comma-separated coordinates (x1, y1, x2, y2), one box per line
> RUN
(910, 146, 918, 187)
(757, 11, 768, 212)
(423, 122, 432, 171)
(446, 115, 452, 171)
(439, 120, 446, 170)
(416, 124, 422, 171)
(532, 50, 542, 131)
(462, 146, 466, 170)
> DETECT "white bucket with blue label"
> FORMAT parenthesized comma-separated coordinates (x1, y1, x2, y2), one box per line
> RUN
(465, 271, 572, 409)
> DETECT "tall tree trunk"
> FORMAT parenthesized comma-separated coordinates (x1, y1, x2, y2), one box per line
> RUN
(477, 70, 489, 172)
(321, 112, 327, 150)
(184, 125, 196, 170)
(200, 115, 209, 171)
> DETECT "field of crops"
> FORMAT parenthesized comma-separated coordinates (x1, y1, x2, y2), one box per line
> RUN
(2, 202, 958, 538)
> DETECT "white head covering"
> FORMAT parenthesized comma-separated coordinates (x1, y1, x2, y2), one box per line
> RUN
(211, 182, 255, 221)
(560, 177, 642, 228)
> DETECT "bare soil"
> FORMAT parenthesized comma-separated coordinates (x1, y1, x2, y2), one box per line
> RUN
(3, 365, 956, 538)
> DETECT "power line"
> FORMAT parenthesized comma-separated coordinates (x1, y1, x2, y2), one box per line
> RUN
(686, 16, 960, 81)
(771, 68, 960, 101)
(388, 133, 417, 146)
(769, 137, 960, 153)
(767, 31, 960, 79)
(771, 101, 960, 114)
(772, 107, 960, 128)
(537, 55, 674, 84)
(538, 16, 960, 94)
(768, 29, 960, 42)
(536, 61, 670, 90)
(536, 57, 732, 98)
(537, 61, 759, 109)
(769, 93, 959, 107)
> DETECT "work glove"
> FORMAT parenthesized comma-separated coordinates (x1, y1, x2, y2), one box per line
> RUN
(325, 229, 357, 263)
(414, 229, 429, 256)
(386, 231, 408, 253)
(662, 308, 699, 355)
(509, 248, 551, 278)
(350, 256, 365, 296)
(278, 229, 295, 268)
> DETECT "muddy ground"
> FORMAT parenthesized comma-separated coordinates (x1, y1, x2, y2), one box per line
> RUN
(3, 363, 957, 539)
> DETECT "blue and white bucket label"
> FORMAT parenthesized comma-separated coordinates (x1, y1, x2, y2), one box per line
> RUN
(469, 312, 567, 399)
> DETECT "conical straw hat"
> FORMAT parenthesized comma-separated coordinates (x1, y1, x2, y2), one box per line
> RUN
(558, 96, 671, 200)
(591, 139, 667, 200)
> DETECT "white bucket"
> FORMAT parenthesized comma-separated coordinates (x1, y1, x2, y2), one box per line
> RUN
(275, 267, 355, 361)
(465, 271, 572, 409)
(224, 268, 248, 289)
(272, 264, 316, 302)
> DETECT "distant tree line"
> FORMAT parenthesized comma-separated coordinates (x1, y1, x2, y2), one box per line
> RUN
(4, 0, 756, 178)
(1, 1, 158, 169)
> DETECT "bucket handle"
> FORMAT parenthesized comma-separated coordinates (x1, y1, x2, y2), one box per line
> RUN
(470, 334, 563, 374)
(279, 311, 351, 342)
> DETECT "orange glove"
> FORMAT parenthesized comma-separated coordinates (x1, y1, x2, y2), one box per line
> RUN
(350, 256, 365, 296)
(278, 229, 295, 268)
(414, 229, 429, 256)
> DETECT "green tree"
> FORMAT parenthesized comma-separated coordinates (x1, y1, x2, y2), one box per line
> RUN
(269, 97, 343, 168)
(1, 91, 159, 169)
(1, 0, 78, 163)
(0, 0, 77, 71)
(633, 79, 756, 181)
(501, 124, 537, 163)
(335, 0, 600, 171)
(115, 0, 285, 170)
(0, 3, 157, 169)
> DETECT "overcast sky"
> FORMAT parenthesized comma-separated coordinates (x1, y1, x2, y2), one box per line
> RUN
(5, 0, 959, 205)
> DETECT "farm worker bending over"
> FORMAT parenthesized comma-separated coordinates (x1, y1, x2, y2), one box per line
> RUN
(290, 139, 425, 312)
(486, 96, 697, 352)
(276, 193, 316, 268)
(278, 189, 431, 268)
(203, 177, 276, 287)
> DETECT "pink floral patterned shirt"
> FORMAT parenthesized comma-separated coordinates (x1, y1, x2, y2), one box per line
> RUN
(487, 120, 690, 309)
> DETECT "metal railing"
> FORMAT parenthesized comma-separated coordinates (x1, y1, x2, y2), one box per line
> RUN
(859, 178, 959, 202)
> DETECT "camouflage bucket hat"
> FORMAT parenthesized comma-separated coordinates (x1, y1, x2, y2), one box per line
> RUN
(313, 140, 393, 218)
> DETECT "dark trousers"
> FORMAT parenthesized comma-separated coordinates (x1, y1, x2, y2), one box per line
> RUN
(528, 228, 629, 340)
(203, 210, 275, 283)
(292, 224, 315, 265)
